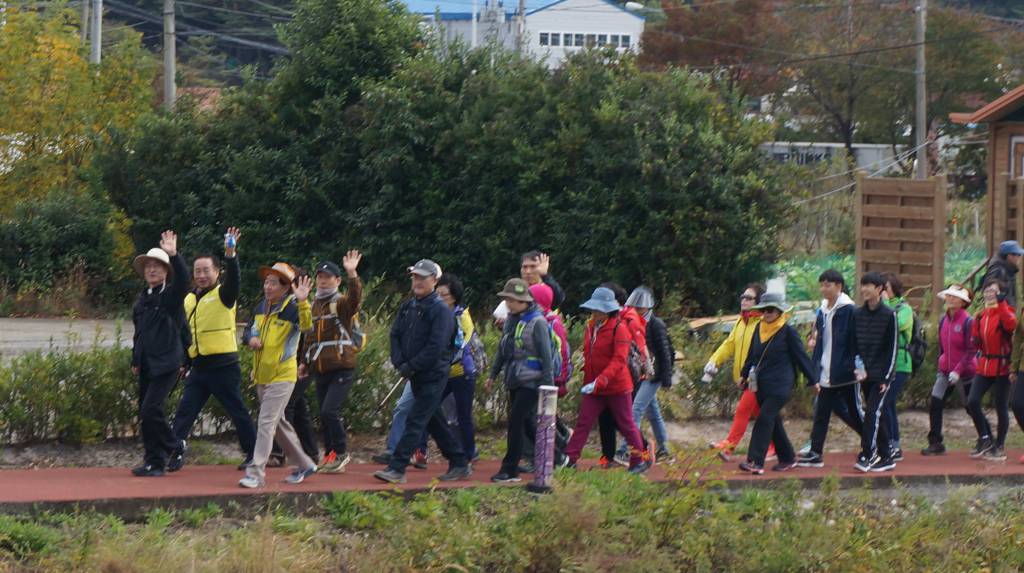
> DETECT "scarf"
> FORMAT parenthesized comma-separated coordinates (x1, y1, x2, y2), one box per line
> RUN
(758, 315, 787, 342)
(316, 287, 338, 301)
(741, 310, 761, 323)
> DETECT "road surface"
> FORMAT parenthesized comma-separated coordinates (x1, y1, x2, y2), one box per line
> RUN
(0, 318, 132, 360)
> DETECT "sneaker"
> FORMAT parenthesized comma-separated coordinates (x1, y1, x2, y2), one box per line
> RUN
(798, 440, 812, 456)
(238, 476, 264, 489)
(237, 457, 253, 471)
(920, 442, 946, 456)
(796, 452, 824, 468)
(439, 465, 472, 481)
(628, 460, 652, 475)
(869, 457, 896, 472)
(854, 454, 877, 473)
(765, 445, 777, 462)
(285, 466, 317, 484)
(970, 437, 994, 458)
(613, 451, 630, 467)
(772, 460, 798, 472)
(413, 449, 428, 470)
(717, 449, 733, 462)
(891, 447, 904, 462)
(373, 468, 406, 484)
(167, 440, 187, 472)
(491, 471, 521, 483)
(738, 461, 764, 475)
(983, 446, 1007, 461)
(598, 456, 612, 469)
(710, 439, 733, 451)
(655, 446, 671, 461)
(267, 456, 285, 468)
(517, 460, 536, 474)
(371, 452, 392, 465)
(319, 452, 351, 474)
(131, 463, 165, 477)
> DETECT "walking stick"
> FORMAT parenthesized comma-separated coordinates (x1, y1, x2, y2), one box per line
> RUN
(370, 377, 407, 419)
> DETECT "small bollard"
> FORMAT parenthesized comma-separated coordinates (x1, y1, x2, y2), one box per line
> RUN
(527, 385, 559, 494)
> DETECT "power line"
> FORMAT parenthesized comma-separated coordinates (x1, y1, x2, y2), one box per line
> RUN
(177, 1, 290, 21)
(792, 140, 930, 205)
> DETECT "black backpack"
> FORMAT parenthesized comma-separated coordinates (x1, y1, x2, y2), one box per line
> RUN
(897, 302, 927, 375)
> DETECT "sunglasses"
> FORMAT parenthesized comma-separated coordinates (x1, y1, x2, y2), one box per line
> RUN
(740, 295, 756, 301)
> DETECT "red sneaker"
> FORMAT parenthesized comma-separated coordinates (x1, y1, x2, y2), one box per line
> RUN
(320, 450, 337, 467)
(598, 455, 611, 469)
(413, 449, 428, 470)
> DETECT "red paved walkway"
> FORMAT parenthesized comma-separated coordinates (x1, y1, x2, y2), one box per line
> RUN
(1, 450, 1022, 512)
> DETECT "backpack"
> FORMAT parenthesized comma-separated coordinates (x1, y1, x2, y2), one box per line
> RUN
(897, 302, 927, 375)
(545, 312, 573, 390)
(329, 299, 366, 353)
(614, 318, 649, 386)
(450, 308, 488, 377)
(515, 310, 562, 382)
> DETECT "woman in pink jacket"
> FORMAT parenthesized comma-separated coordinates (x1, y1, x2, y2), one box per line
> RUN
(921, 285, 981, 455)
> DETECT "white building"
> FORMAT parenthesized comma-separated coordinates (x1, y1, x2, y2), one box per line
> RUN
(406, 0, 645, 69)
(761, 142, 908, 173)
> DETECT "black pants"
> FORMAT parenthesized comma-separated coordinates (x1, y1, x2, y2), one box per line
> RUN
(419, 375, 478, 460)
(809, 384, 863, 455)
(388, 374, 467, 474)
(967, 375, 1010, 447)
(927, 380, 975, 446)
(1012, 374, 1024, 435)
(502, 387, 539, 475)
(139, 369, 180, 468)
(171, 363, 256, 456)
(270, 376, 319, 463)
(860, 380, 893, 461)
(748, 392, 794, 465)
(316, 368, 356, 456)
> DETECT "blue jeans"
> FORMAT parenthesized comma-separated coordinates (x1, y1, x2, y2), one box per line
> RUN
(385, 381, 415, 454)
(884, 372, 910, 449)
(616, 380, 668, 456)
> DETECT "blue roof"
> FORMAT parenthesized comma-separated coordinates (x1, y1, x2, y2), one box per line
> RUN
(404, 0, 557, 16)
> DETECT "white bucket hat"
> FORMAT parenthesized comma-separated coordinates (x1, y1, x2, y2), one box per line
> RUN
(133, 248, 172, 278)
(937, 284, 972, 304)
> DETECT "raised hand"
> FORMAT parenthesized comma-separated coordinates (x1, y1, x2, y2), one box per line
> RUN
(538, 252, 550, 276)
(294, 275, 312, 301)
(159, 230, 178, 257)
(224, 227, 241, 257)
(342, 249, 362, 277)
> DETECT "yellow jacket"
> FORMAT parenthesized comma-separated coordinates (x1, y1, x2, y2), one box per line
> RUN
(244, 295, 312, 385)
(709, 314, 762, 383)
(450, 308, 475, 378)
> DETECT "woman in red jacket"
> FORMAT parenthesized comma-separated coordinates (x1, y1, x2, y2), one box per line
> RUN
(564, 287, 651, 474)
(967, 278, 1017, 461)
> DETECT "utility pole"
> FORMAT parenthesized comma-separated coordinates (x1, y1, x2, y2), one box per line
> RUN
(90, 0, 102, 64)
(915, 0, 928, 179)
(516, 0, 525, 53)
(1, 1, 7, 32)
(81, 0, 89, 44)
(163, 0, 176, 110)
(471, 0, 478, 49)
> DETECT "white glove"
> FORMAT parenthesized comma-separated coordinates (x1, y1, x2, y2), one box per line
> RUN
(949, 372, 960, 385)
(581, 382, 596, 395)
(704, 360, 718, 376)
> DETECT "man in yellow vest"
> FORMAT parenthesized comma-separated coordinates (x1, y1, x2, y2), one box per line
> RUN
(168, 227, 257, 472)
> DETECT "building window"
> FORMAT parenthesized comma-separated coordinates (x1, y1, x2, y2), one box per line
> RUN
(598, 34, 608, 46)
(574, 33, 584, 47)
(621, 34, 631, 49)
(550, 33, 560, 47)
(564, 33, 573, 47)
(610, 34, 619, 47)
(585, 34, 596, 47)
(540, 33, 549, 46)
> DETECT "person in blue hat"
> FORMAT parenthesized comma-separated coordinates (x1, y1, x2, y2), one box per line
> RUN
(982, 240, 1023, 308)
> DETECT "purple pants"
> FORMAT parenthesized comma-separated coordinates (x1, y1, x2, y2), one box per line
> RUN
(566, 392, 644, 465)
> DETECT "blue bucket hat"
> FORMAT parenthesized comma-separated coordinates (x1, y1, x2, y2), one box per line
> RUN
(580, 287, 621, 313)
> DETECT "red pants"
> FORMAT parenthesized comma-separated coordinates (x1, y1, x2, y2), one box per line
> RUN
(566, 392, 644, 465)
(723, 388, 774, 451)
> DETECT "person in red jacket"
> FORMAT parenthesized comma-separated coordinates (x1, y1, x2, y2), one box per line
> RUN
(564, 287, 651, 474)
(967, 278, 1017, 461)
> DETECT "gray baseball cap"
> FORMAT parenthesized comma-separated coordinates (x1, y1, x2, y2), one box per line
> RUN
(408, 259, 443, 278)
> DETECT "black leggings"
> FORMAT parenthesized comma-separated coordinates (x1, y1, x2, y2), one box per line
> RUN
(967, 375, 1010, 447)
(1012, 375, 1024, 434)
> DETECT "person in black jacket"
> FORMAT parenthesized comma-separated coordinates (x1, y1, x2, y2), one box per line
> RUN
(130, 230, 190, 477)
(614, 286, 674, 461)
(852, 272, 900, 473)
(374, 260, 471, 484)
(981, 241, 1023, 308)
(739, 293, 816, 475)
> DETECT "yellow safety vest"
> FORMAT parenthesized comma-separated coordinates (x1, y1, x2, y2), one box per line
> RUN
(184, 285, 238, 359)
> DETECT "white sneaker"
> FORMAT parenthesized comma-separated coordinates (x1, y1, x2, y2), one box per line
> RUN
(238, 476, 264, 489)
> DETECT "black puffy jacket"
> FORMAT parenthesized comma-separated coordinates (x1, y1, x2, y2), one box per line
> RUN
(645, 315, 675, 388)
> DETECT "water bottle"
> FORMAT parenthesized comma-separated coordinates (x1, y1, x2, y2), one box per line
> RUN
(225, 233, 236, 249)
(854, 356, 867, 382)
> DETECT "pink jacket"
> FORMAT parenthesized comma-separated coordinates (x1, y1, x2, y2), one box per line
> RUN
(938, 309, 975, 379)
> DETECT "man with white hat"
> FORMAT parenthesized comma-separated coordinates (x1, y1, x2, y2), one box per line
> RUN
(374, 259, 472, 484)
(130, 230, 191, 477)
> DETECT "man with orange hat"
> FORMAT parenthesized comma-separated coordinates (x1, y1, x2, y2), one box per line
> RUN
(130, 230, 191, 477)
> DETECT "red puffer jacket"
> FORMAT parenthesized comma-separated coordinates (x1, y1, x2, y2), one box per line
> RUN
(972, 301, 1017, 377)
(583, 316, 633, 395)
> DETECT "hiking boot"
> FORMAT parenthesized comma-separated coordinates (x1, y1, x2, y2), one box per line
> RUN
(373, 468, 406, 484)
(413, 449, 428, 470)
(517, 460, 536, 474)
(285, 466, 317, 484)
(371, 452, 392, 465)
(238, 476, 264, 489)
(491, 471, 521, 483)
(738, 461, 764, 475)
(628, 460, 652, 475)
(920, 442, 946, 456)
(237, 457, 253, 471)
(796, 452, 824, 468)
(854, 454, 877, 473)
(869, 457, 896, 472)
(983, 446, 1007, 462)
(891, 447, 904, 462)
(319, 452, 351, 474)
(131, 463, 165, 477)
(772, 460, 798, 472)
(439, 465, 472, 482)
(970, 437, 994, 458)
(167, 440, 187, 472)
(598, 456, 612, 469)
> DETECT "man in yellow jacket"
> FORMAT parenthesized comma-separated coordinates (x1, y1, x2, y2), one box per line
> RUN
(239, 262, 316, 489)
